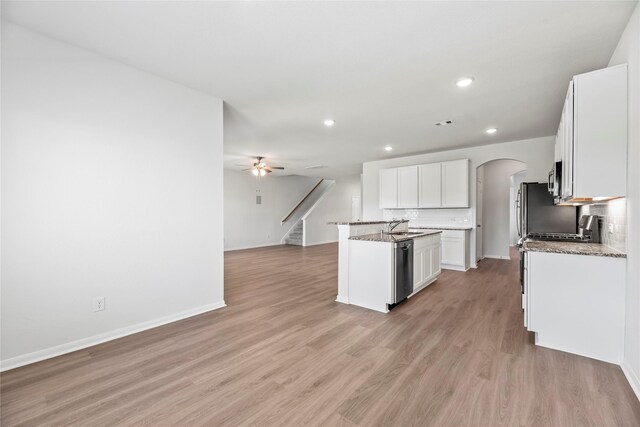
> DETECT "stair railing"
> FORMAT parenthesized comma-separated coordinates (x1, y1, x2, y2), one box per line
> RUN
(280, 179, 324, 225)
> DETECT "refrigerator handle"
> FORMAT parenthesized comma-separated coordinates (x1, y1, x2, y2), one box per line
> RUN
(516, 189, 522, 237)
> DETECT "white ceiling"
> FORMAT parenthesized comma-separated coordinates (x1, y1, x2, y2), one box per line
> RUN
(2, 1, 636, 177)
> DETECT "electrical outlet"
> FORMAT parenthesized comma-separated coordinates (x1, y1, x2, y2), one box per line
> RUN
(93, 297, 105, 312)
(608, 223, 614, 234)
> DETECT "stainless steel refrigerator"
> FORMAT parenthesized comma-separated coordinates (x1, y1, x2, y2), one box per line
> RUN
(516, 182, 577, 238)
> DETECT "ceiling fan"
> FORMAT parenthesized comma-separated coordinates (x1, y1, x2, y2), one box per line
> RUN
(238, 156, 284, 176)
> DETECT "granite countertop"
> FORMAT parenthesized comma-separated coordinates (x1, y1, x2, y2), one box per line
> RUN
(410, 225, 473, 231)
(328, 220, 409, 225)
(522, 240, 626, 258)
(349, 230, 441, 243)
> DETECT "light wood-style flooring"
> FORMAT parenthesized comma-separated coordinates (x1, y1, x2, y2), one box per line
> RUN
(2, 243, 639, 426)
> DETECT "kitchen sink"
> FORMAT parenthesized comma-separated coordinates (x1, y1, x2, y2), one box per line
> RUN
(386, 231, 423, 236)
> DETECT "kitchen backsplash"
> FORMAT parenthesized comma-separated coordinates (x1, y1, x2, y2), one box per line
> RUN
(580, 198, 626, 253)
(383, 208, 473, 227)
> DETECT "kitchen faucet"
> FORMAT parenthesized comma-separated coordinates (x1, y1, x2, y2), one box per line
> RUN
(387, 219, 404, 233)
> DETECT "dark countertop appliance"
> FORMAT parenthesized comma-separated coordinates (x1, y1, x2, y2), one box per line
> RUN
(578, 214, 601, 244)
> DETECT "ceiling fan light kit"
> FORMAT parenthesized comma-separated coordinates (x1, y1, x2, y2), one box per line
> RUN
(243, 156, 284, 177)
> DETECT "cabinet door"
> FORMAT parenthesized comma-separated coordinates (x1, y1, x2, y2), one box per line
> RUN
(418, 163, 442, 207)
(433, 244, 442, 276)
(442, 159, 469, 207)
(441, 238, 464, 266)
(561, 82, 574, 199)
(397, 166, 418, 208)
(413, 247, 424, 289)
(573, 65, 627, 199)
(423, 247, 434, 282)
(379, 168, 398, 209)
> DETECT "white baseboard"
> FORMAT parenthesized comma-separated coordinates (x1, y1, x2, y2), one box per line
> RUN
(225, 242, 282, 252)
(483, 254, 511, 260)
(304, 239, 338, 247)
(441, 264, 470, 272)
(622, 360, 640, 402)
(335, 295, 349, 304)
(0, 301, 226, 372)
(534, 335, 621, 365)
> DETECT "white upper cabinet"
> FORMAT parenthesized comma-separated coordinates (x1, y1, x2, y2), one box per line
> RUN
(441, 159, 469, 208)
(379, 159, 469, 209)
(557, 64, 627, 202)
(379, 168, 398, 208)
(397, 166, 419, 208)
(418, 163, 441, 208)
(573, 65, 627, 199)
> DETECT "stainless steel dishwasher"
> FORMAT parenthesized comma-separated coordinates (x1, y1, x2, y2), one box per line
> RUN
(392, 240, 414, 307)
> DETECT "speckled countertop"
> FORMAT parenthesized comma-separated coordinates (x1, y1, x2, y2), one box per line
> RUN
(328, 220, 409, 225)
(410, 225, 473, 231)
(349, 230, 441, 243)
(522, 240, 626, 258)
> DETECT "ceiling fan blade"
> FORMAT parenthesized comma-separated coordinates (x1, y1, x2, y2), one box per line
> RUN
(241, 168, 252, 171)
(270, 166, 285, 170)
(235, 164, 249, 166)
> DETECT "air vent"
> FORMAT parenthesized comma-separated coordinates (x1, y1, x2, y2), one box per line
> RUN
(434, 120, 454, 126)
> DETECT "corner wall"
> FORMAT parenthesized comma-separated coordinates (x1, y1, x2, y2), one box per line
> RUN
(1, 23, 225, 369)
(608, 2, 640, 400)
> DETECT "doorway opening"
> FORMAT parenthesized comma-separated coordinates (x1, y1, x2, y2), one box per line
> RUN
(476, 159, 526, 261)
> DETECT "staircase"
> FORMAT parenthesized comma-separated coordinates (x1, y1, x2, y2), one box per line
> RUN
(281, 178, 335, 246)
(284, 221, 303, 246)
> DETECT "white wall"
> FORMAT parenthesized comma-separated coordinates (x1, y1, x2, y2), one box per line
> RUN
(224, 170, 319, 251)
(362, 136, 555, 266)
(510, 170, 527, 245)
(480, 160, 525, 259)
(1, 23, 225, 369)
(304, 175, 361, 246)
(609, 2, 640, 400)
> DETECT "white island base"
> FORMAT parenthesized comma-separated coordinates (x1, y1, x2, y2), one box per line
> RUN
(344, 231, 442, 313)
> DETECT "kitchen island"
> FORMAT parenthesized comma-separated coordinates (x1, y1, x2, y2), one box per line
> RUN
(329, 220, 442, 313)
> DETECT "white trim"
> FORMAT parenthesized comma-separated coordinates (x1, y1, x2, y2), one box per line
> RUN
(225, 242, 283, 252)
(304, 239, 338, 247)
(0, 301, 226, 372)
(483, 254, 511, 260)
(622, 360, 640, 402)
(534, 336, 621, 365)
(441, 264, 470, 272)
(335, 295, 349, 304)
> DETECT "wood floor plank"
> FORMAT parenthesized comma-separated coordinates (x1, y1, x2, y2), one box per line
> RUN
(1, 244, 639, 426)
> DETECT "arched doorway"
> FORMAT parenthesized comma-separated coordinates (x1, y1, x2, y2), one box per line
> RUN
(476, 159, 526, 261)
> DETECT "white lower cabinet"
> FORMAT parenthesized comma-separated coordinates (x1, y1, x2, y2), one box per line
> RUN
(439, 230, 470, 271)
(525, 251, 625, 364)
(411, 234, 442, 295)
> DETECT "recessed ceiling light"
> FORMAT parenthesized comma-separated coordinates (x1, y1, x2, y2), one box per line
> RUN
(456, 77, 474, 88)
(324, 119, 335, 127)
(485, 128, 498, 134)
(384, 146, 393, 151)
